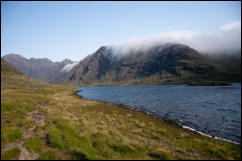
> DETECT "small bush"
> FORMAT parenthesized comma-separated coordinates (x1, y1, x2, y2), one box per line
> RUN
(1, 147, 21, 160)
(148, 150, 173, 160)
(69, 150, 89, 160)
(48, 129, 66, 149)
(6, 131, 22, 142)
(23, 137, 43, 153)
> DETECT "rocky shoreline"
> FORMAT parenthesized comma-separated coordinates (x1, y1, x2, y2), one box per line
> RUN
(75, 89, 240, 146)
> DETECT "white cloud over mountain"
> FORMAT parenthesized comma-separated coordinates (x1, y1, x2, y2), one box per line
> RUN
(61, 62, 79, 72)
(110, 21, 241, 55)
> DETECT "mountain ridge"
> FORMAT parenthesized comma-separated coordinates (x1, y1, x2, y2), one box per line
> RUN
(63, 43, 222, 85)
(2, 54, 75, 84)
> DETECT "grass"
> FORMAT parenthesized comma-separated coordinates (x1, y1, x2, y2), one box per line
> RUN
(38, 150, 58, 160)
(188, 80, 231, 86)
(1, 127, 23, 143)
(1, 147, 21, 160)
(48, 128, 66, 149)
(1, 61, 241, 160)
(23, 137, 44, 153)
(148, 150, 173, 160)
(6, 132, 23, 142)
(41, 91, 240, 160)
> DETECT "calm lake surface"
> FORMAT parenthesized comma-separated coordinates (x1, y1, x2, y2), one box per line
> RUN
(77, 83, 241, 143)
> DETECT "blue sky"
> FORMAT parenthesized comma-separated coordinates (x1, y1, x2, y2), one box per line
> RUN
(1, 1, 241, 61)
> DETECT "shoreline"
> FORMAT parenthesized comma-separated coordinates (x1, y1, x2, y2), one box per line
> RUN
(78, 82, 241, 88)
(74, 89, 240, 146)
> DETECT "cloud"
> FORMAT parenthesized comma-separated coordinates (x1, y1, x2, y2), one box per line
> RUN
(110, 21, 241, 55)
(219, 21, 241, 31)
(60, 62, 78, 72)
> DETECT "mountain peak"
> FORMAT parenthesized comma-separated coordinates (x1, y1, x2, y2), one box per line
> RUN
(30, 57, 52, 63)
(95, 46, 109, 54)
(3, 53, 26, 60)
(65, 43, 215, 85)
(61, 58, 73, 65)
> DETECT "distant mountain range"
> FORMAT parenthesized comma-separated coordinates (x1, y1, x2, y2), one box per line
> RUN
(2, 54, 76, 83)
(2, 43, 241, 86)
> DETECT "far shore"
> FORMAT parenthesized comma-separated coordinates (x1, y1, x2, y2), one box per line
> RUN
(76, 81, 241, 87)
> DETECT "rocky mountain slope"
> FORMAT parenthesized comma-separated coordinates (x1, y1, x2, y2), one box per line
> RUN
(64, 43, 223, 85)
(2, 54, 74, 83)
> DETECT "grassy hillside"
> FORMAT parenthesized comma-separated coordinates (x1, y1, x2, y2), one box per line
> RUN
(1, 59, 241, 160)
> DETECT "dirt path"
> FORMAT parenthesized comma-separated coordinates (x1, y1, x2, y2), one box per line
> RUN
(2, 105, 46, 160)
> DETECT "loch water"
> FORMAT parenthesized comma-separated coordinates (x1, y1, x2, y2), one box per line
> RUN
(77, 83, 241, 143)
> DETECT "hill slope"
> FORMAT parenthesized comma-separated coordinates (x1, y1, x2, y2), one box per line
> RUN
(2, 54, 74, 84)
(2, 51, 241, 160)
(1, 58, 23, 75)
(64, 44, 225, 85)
(203, 51, 241, 82)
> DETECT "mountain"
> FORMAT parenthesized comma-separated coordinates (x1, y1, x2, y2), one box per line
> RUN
(1, 58, 23, 75)
(1, 58, 26, 89)
(202, 50, 241, 82)
(64, 43, 232, 85)
(2, 54, 75, 84)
